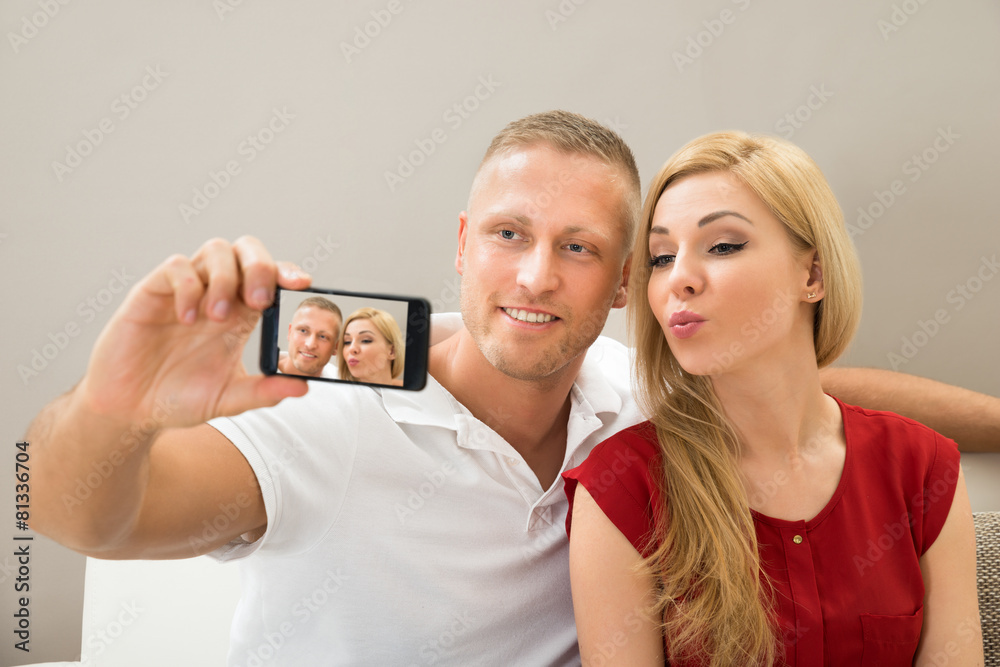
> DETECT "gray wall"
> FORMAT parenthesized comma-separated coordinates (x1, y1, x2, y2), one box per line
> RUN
(2, 1, 998, 663)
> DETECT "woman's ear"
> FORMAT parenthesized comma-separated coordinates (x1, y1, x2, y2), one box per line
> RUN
(804, 250, 825, 302)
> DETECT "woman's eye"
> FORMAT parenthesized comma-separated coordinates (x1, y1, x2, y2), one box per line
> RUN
(648, 255, 674, 268)
(711, 241, 748, 255)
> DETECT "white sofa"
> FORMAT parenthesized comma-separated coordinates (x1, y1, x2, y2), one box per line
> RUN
(24, 555, 241, 667)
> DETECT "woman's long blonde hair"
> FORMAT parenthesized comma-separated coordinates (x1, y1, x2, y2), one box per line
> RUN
(628, 131, 862, 665)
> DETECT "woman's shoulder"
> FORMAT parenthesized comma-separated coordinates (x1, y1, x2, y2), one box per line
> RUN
(835, 396, 960, 487)
(837, 397, 956, 453)
(564, 421, 663, 554)
(595, 420, 661, 458)
(570, 421, 662, 485)
(835, 397, 962, 556)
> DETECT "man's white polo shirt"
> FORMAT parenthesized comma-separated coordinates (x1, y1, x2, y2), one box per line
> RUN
(208, 324, 642, 666)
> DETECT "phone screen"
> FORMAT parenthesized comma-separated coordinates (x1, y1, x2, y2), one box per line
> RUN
(260, 287, 430, 391)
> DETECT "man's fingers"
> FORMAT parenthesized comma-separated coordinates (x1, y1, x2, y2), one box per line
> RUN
(159, 254, 206, 324)
(193, 238, 242, 322)
(146, 238, 304, 326)
(219, 375, 309, 416)
(233, 236, 280, 310)
(276, 261, 312, 290)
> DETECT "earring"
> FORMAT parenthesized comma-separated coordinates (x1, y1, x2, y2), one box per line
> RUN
(807, 292, 817, 299)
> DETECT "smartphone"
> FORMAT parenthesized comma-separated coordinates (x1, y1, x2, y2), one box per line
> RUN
(260, 287, 431, 391)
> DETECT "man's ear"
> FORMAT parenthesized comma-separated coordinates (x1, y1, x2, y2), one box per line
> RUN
(612, 255, 631, 309)
(804, 250, 825, 301)
(455, 212, 469, 276)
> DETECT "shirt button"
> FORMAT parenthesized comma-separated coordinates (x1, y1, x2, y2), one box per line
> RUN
(792, 535, 803, 544)
(506, 457, 518, 466)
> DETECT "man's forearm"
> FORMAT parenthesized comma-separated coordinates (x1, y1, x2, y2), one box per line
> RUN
(25, 385, 159, 552)
(820, 366, 1000, 452)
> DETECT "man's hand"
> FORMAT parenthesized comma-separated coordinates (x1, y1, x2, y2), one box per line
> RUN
(79, 236, 311, 428)
(27, 237, 309, 556)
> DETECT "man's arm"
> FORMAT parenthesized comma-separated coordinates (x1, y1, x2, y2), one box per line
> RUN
(820, 367, 1000, 452)
(26, 237, 309, 558)
(29, 395, 264, 558)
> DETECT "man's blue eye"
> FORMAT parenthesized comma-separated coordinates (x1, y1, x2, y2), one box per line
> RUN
(500, 230, 516, 240)
(568, 244, 584, 253)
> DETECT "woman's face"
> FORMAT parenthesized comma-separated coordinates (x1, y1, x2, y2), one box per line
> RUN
(646, 171, 820, 377)
(342, 318, 396, 383)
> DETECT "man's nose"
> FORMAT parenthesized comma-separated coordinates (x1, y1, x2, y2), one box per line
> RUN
(516, 245, 560, 295)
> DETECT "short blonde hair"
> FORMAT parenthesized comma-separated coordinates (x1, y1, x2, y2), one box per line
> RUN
(338, 307, 405, 382)
(475, 110, 642, 251)
(297, 296, 342, 325)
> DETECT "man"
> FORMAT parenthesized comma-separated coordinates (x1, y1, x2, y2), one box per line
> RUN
(277, 296, 342, 377)
(27, 111, 1000, 665)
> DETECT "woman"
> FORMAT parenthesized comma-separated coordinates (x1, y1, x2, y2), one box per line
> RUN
(563, 132, 982, 665)
(338, 307, 405, 386)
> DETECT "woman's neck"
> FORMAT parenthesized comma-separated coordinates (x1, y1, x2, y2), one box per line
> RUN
(711, 354, 847, 521)
(712, 357, 839, 463)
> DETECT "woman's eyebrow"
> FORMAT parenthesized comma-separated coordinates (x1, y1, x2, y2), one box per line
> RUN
(650, 210, 754, 236)
(698, 210, 753, 227)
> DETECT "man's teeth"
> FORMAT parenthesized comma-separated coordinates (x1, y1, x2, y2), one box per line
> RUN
(504, 308, 554, 323)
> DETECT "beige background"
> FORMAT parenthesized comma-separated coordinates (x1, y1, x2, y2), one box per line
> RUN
(1, 0, 998, 663)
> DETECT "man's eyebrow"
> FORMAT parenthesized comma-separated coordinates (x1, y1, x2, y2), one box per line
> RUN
(490, 211, 531, 225)
(649, 210, 754, 236)
(487, 212, 609, 240)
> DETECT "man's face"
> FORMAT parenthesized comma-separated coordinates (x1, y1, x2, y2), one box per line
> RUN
(286, 307, 341, 376)
(456, 143, 631, 382)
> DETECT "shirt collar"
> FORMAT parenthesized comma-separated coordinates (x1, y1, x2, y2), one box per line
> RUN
(380, 330, 624, 435)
